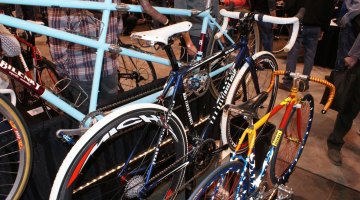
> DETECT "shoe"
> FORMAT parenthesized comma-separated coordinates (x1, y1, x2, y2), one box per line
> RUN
(279, 76, 293, 92)
(327, 148, 342, 166)
(298, 81, 309, 92)
(279, 82, 292, 92)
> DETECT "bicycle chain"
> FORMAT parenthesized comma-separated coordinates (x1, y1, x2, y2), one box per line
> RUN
(148, 145, 195, 184)
(96, 87, 161, 112)
(148, 141, 218, 199)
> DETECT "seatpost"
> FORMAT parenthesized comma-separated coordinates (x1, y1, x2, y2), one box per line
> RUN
(163, 43, 179, 71)
(205, 0, 212, 10)
(243, 112, 254, 129)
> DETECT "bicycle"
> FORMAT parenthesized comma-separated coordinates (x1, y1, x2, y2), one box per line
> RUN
(189, 70, 335, 200)
(117, 38, 157, 92)
(0, 0, 258, 199)
(49, 9, 303, 199)
(5, 33, 63, 117)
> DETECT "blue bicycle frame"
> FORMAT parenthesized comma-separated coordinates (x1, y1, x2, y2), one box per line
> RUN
(0, 0, 236, 126)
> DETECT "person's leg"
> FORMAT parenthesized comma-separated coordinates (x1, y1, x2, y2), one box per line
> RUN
(67, 80, 93, 114)
(302, 26, 320, 76)
(327, 67, 360, 165)
(68, 71, 119, 113)
(300, 26, 321, 90)
(257, 21, 273, 52)
(99, 71, 119, 105)
(279, 30, 302, 91)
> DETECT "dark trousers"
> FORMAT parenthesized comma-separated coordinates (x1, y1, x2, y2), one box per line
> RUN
(257, 21, 273, 52)
(68, 72, 119, 113)
(327, 24, 360, 151)
(327, 66, 360, 150)
(286, 26, 321, 77)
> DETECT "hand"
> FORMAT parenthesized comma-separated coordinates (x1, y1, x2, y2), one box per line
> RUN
(344, 56, 358, 69)
(270, 11, 277, 30)
(186, 43, 198, 57)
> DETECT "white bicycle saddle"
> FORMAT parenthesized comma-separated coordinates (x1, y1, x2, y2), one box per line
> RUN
(131, 21, 192, 45)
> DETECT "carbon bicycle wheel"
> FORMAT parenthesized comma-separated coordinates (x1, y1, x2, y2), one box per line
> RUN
(189, 161, 244, 200)
(117, 55, 157, 92)
(50, 104, 187, 200)
(206, 18, 260, 99)
(0, 94, 32, 200)
(221, 52, 278, 152)
(270, 94, 314, 184)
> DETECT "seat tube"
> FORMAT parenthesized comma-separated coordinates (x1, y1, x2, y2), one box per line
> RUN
(196, 12, 210, 61)
(89, 0, 112, 113)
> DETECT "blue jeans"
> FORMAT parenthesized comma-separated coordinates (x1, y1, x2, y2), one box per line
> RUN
(257, 21, 273, 52)
(285, 26, 321, 78)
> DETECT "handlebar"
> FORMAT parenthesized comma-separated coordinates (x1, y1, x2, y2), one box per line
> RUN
(139, 0, 169, 25)
(216, 8, 306, 52)
(266, 70, 335, 114)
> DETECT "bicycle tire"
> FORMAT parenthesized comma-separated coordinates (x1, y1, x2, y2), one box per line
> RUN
(117, 55, 157, 92)
(189, 161, 244, 200)
(50, 103, 187, 200)
(9, 78, 27, 105)
(0, 94, 32, 200)
(270, 94, 314, 184)
(6, 56, 27, 104)
(206, 18, 260, 99)
(221, 52, 278, 152)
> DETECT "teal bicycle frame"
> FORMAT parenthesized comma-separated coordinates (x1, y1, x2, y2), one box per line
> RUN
(0, 0, 235, 126)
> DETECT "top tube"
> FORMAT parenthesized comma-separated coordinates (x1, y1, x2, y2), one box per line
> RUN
(0, 0, 193, 16)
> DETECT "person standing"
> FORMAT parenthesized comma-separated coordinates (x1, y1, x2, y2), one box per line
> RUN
(250, 0, 277, 52)
(174, 0, 219, 61)
(327, 0, 360, 166)
(47, 0, 123, 112)
(279, 0, 334, 91)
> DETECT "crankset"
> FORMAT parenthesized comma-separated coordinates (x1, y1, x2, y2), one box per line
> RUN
(183, 70, 210, 97)
(191, 139, 217, 171)
(191, 139, 229, 171)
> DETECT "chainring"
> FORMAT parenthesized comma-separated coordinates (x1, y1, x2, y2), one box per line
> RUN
(183, 70, 211, 97)
(80, 110, 105, 128)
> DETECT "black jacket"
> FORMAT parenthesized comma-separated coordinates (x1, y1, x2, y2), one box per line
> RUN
(286, 0, 334, 31)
